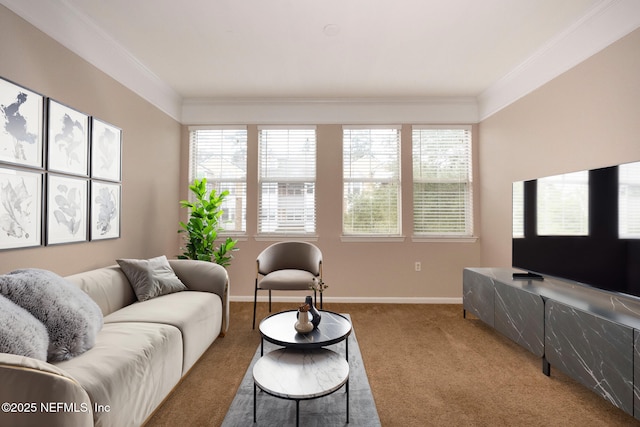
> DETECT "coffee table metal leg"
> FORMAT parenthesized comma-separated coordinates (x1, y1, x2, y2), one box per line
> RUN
(253, 383, 257, 423)
(346, 379, 350, 423)
(296, 400, 299, 427)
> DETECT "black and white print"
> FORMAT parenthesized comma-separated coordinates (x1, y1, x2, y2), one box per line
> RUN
(48, 100, 89, 176)
(0, 167, 42, 250)
(46, 174, 87, 245)
(0, 78, 44, 168)
(91, 118, 121, 182)
(91, 180, 120, 240)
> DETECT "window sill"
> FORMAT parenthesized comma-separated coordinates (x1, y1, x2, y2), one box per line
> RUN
(254, 234, 319, 242)
(217, 233, 249, 241)
(340, 235, 406, 243)
(411, 235, 478, 243)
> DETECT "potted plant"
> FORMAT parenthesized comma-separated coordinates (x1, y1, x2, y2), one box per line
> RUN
(178, 178, 238, 267)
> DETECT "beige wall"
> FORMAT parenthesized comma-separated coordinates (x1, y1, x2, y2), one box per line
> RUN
(0, 7, 182, 275)
(479, 28, 640, 268)
(181, 123, 482, 301)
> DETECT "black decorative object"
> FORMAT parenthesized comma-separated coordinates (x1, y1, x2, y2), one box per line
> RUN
(305, 295, 321, 329)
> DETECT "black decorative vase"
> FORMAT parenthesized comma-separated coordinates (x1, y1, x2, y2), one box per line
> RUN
(305, 295, 321, 329)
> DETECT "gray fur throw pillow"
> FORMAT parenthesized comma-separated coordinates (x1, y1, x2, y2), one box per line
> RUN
(0, 294, 49, 361)
(0, 269, 103, 362)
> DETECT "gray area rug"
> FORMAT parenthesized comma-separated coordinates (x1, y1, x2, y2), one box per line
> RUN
(222, 314, 381, 426)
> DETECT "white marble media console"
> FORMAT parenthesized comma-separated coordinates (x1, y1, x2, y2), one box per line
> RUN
(463, 268, 640, 420)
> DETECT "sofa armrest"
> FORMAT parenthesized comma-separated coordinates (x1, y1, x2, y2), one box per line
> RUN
(0, 353, 93, 427)
(169, 259, 230, 335)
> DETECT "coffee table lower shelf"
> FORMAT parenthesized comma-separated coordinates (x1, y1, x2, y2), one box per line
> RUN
(253, 347, 350, 426)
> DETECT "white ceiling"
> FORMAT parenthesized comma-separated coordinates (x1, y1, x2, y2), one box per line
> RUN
(2, 0, 640, 123)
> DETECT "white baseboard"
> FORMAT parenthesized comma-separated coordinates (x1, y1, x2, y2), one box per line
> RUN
(230, 296, 462, 304)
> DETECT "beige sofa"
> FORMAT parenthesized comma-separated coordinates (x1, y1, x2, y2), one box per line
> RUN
(0, 259, 229, 427)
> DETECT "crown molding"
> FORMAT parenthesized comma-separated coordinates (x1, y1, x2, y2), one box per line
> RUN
(181, 97, 478, 125)
(0, 0, 183, 121)
(478, 0, 640, 121)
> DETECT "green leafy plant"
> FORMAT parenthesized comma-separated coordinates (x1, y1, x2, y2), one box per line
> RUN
(178, 178, 238, 267)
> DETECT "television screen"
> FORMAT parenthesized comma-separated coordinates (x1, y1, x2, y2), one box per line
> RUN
(512, 161, 640, 297)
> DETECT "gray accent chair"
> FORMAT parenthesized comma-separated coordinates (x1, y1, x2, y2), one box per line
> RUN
(253, 241, 323, 329)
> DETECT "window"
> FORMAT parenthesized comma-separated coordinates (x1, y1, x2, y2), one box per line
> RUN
(512, 181, 524, 238)
(343, 126, 401, 235)
(258, 126, 316, 234)
(619, 161, 640, 238)
(188, 127, 247, 233)
(537, 171, 588, 236)
(412, 126, 473, 236)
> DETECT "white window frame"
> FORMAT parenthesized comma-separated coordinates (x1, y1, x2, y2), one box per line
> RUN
(411, 125, 474, 241)
(342, 125, 402, 240)
(258, 125, 317, 237)
(188, 126, 247, 235)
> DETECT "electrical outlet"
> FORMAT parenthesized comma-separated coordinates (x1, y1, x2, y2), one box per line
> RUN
(415, 261, 421, 272)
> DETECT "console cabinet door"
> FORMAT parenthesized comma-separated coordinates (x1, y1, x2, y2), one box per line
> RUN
(462, 269, 494, 327)
(494, 281, 544, 357)
(546, 300, 634, 415)
(634, 330, 640, 421)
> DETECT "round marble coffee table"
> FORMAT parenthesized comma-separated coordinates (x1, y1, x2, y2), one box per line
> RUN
(253, 347, 349, 426)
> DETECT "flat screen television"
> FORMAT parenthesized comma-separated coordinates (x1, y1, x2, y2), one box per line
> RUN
(512, 160, 640, 297)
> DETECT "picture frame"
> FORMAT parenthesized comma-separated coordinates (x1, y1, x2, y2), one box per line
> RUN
(91, 118, 122, 182)
(46, 174, 88, 245)
(47, 99, 89, 176)
(90, 180, 121, 240)
(0, 167, 43, 250)
(0, 77, 44, 168)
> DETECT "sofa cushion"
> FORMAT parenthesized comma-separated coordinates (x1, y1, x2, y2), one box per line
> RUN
(117, 255, 187, 302)
(104, 291, 222, 373)
(0, 294, 49, 361)
(55, 322, 183, 427)
(65, 266, 136, 317)
(0, 269, 103, 362)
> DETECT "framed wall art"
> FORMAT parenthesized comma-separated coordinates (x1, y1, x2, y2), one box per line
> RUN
(91, 118, 122, 181)
(0, 77, 44, 168)
(90, 180, 120, 240)
(48, 99, 89, 176)
(46, 174, 88, 245)
(0, 167, 43, 250)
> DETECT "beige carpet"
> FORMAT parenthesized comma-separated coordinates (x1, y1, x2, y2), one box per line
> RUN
(144, 302, 639, 426)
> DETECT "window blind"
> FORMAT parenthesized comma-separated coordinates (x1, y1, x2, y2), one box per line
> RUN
(412, 126, 473, 236)
(537, 171, 588, 236)
(189, 127, 247, 232)
(343, 126, 401, 235)
(619, 162, 640, 238)
(258, 126, 316, 234)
